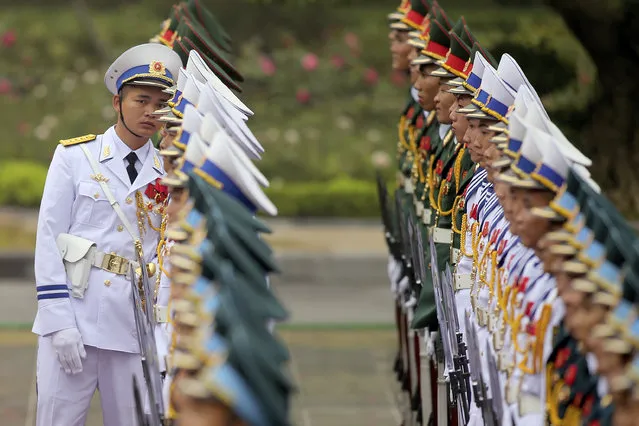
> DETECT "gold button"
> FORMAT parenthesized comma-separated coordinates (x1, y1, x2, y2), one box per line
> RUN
(104, 279, 111, 287)
(126, 197, 133, 204)
(117, 225, 124, 232)
(94, 193, 100, 199)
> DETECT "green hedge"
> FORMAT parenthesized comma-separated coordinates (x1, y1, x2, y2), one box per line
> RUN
(0, 161, 383, 217)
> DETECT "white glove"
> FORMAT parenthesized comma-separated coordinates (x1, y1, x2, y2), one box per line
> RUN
(425, 331, 437, 359)
(388, 255, 399, 293)
(398, 276, 410, 293)
(51, 327, 86, 374)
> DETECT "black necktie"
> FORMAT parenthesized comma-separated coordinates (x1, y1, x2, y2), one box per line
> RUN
(125, 152, 138, 184)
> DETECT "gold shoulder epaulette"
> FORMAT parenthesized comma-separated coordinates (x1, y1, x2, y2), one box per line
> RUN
(59, 134, 97, 147)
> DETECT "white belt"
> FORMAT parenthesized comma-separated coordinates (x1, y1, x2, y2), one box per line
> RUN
(476, 307, 488, 327)
(404, 179, 414, 194)
(454, 273, 472, 292)
(155, 305, 168, 323)
(450, 248, 460, 264)
(93, 251, 139, 276)
(422, 209, 432, 225)
(431, 227, 452, 244)
(415, 200, 424, 217)
(518, 392, 542, 417)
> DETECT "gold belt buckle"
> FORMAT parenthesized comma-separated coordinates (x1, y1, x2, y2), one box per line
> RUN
(102, 253, 129, 275)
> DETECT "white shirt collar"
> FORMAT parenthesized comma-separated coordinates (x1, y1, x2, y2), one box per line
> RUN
(438, 124, 451, 140)
(110, 125, 151, 164)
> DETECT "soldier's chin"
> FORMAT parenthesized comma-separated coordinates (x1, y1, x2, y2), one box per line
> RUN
(137, 124, 157, 138)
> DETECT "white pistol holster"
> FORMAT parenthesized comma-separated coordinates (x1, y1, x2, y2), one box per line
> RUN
(56, 233, 97, 299)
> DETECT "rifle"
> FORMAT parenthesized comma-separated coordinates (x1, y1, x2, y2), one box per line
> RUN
(375, 171, 401, 261)
(464, 314, 496, 426)
(441, 266, 470, 423)
(486, 339, 503, 423)
(394, 189, 414, 290)
(131, 255, 165, 426)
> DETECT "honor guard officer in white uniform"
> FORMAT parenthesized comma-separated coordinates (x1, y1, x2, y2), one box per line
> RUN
(33, 43, 182, 426)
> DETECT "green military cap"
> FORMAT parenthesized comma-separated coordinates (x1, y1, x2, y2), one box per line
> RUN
(181, 291, 294, 426)
(151, 3, 185, 46)
(183, 0, 233, 52)
(431, 33, 472, 79)
(411, 8, 452, 66)
(189, 172, 272, 234)
(399, 0, 430, 31)
(174, 18, 241, 81)
(447, 42, 498, 96)
(388, 0, 412, 26)
(202, 253, 288, 322)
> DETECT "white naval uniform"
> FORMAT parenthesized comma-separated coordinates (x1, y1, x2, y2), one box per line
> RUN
(34, 126, 165, 426)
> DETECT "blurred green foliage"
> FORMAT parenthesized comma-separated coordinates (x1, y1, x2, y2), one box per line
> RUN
(0, 1, 596, 215)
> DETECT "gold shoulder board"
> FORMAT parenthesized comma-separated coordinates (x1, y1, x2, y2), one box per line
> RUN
(59, 134, 97, 147)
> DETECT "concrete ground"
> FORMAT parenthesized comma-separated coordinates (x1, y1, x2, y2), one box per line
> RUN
(0, 215, 402, 426)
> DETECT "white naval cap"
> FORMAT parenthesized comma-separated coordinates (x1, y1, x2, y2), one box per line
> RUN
(530, 135, 571, 191)
(195, 130, 277, 216)
(104, 43, 182, 95)
(198, 83, 264, 159)
(496, 54, 546, 118)
(187, 50, 253, 117)
(199, 114, 269, 188)
(511, 125, 553, 179)
(172, 74, 202, 116)
(467, 65, 515, 122)
(173, 103, 204, 150)
(524, 101, 592, 167)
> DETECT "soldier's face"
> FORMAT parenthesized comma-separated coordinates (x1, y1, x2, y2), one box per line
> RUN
(389, 30, 412, 71)
(555, 269, 573, 298)
(434, 78, 456, 124)
(484, 145, 501, 182)
(114, 85, 171, 139)
(466, 118, 494, 164)
(408, 48, 420, 84)
(167, 187, 190, 224)
(415, 64, 439, 110)
(494, 179, 511, 215)
(563, 288, 585, 333)
(583, 303, 609, 351)
(451, 94, 471, 143)
(512, 188, 554, 249)
(159, 130, 178, 172)
(614, 398, 638, 426)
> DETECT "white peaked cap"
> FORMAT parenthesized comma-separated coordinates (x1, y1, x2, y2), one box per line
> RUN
(469, 51, 492, 83)
(508, 113, 528, 143)
(226, 132, 269, 188)
(214, 94, 263, 154)
(187, 50, 253, 117)
(193, 80, 217, 116)
(182, 104, 203, 135)
(183, 131, 209, 169)
(175, 68, 190, 93)
(204, 86, 263, 159)
(104, 43, 182, 95)
(199, 112, 220, 144)
(200, 114, 269, 187)
(532, 137, 571, 190)
(573, 164, 600, 193)
(512, 85, 536, 119)
(524, 102, 592, 167)
(199, 131, 277, 216)
(180, 75, 201, 106)
(520, 126, 552, 164)
(497, 54, 546, 118)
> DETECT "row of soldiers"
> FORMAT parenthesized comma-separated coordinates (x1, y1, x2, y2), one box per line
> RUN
(135, 1, 295, 424)
(381, 1, 639, 426)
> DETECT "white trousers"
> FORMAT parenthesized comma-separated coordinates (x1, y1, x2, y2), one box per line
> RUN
(36, 336, 144, 426)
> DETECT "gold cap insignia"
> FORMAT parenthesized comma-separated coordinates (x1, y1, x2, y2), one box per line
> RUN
(149, 61, 166, 76)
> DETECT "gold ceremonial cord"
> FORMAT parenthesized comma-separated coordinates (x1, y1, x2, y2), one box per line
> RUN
(533, 304, 553, 373)
(398, 115, 411, 150)
(436, 180, 454, 216)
